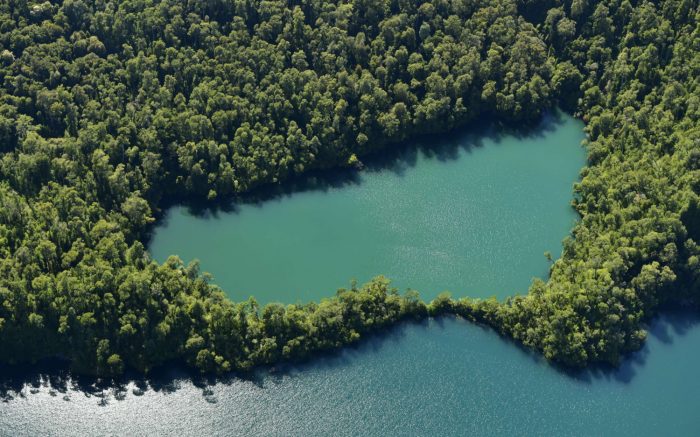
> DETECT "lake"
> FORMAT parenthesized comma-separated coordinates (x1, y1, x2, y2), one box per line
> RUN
(149, 113, 586, 303)
(7, 113, 695, 437)
(2, 314, 699, 436)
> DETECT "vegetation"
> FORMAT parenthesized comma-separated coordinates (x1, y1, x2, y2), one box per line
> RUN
(467, 0, 700, 366)
(0, 0, 697, 375)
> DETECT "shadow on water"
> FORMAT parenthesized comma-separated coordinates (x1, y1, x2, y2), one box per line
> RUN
(145, 109, 569, 240)
(0, 359, 224, 406)
(552, 309, 700, 385)
(3, 310, 698, 405)
(0, 110, 586, 403)
(0, 318, 421, 406)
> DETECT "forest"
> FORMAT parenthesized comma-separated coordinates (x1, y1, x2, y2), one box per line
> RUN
(0, 0, 697, 375)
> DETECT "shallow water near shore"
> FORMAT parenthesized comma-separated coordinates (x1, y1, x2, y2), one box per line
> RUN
(150, 113, 586, 304)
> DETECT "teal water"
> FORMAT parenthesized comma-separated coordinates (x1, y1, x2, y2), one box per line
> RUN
(2, 114, 697, 435)
(1, 314, 699, 436)
(149, 113, 586, 304)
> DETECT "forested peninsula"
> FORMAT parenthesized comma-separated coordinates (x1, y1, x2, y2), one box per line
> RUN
(0, 0, 697, 376)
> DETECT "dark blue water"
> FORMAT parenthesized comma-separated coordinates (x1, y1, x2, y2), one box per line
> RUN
(2, 114, 695, 436)
(1, 314, 699, 436)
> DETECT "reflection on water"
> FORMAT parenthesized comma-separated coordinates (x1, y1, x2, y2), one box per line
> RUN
(2, 313, 699, 436)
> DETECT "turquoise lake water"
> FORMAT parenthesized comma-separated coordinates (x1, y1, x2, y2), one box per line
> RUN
(149, 113, 586, 303)
(3, 113, 696, 436)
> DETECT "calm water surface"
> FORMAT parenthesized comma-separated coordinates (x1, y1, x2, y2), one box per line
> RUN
(1, 315, 699, 436)
(150, 114, 586, 303)
(5, 114, 695, 436)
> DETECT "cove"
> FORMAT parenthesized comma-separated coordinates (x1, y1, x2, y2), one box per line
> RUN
(2, 313, 699, 436)
(149, 113, 586, 304)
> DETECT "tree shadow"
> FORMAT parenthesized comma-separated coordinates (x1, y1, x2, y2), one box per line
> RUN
(0, 359, 130, 404)
(0, 318, 422, 405)
(143, 109, 570, 244)
(549, 309, 700, 385)
(2, 308, 697, 406)
(262, 319, 422, 387)
(646, 308, 699, 344)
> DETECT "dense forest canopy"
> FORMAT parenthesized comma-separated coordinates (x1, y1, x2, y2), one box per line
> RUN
(0, 0, 697, 375)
